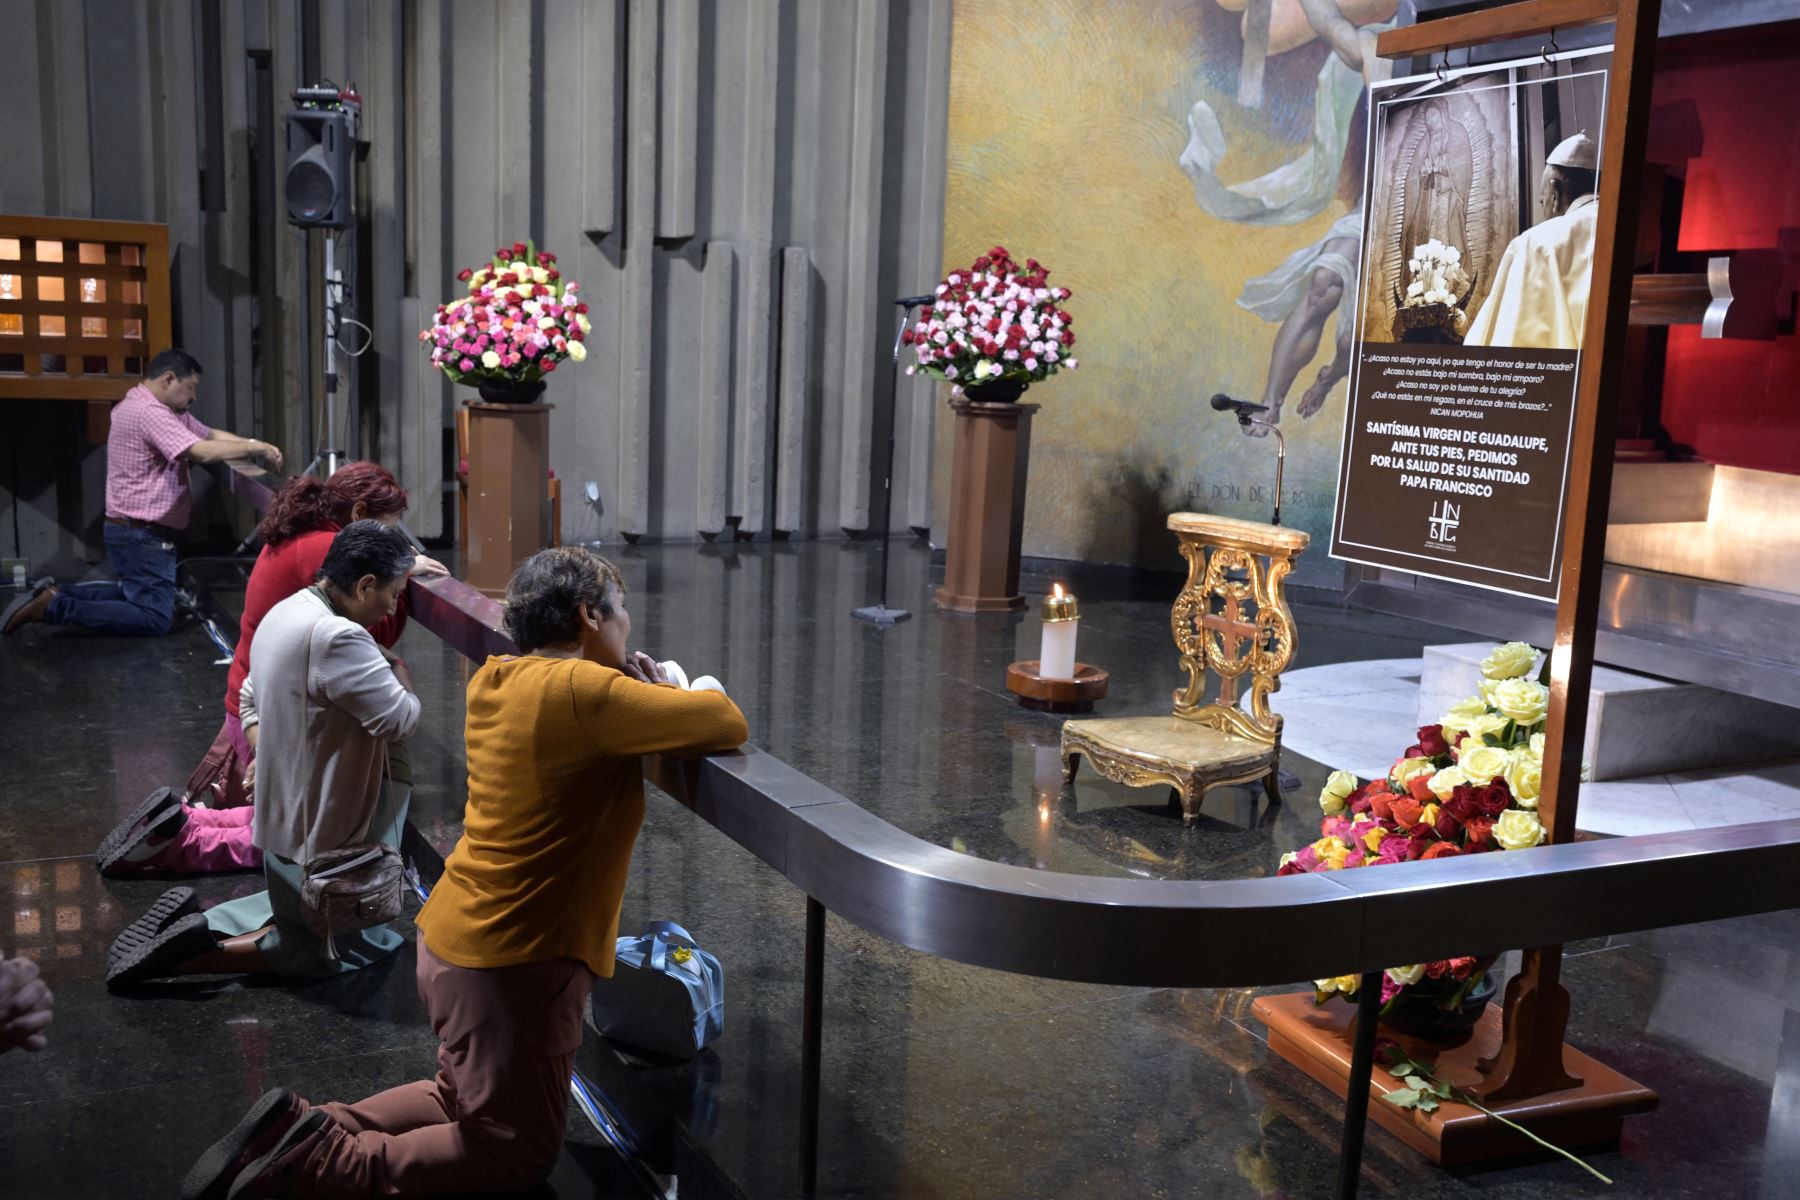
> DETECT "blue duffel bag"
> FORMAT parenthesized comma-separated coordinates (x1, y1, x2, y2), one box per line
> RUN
(587, 920, 725, 1060)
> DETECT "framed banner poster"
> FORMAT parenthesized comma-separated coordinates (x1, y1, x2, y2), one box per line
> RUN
(1329, 45, 1612, 601)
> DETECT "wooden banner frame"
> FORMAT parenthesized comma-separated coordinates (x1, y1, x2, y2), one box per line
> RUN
(1259, 0, 1667, 1179)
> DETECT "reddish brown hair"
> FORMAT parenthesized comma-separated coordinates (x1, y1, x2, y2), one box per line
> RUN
(255, 461, 409, 546)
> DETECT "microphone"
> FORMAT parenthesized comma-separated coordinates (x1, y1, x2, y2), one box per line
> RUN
(895, 294, 936, 308)
(1210, 393, 1268, 416)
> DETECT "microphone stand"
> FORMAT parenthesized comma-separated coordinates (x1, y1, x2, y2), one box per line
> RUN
(1236, 413, 1286, 527)
(851, 297, 928, 627)
(1216, 400, 1299, 793)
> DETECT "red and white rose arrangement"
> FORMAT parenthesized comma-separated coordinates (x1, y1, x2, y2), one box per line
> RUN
(420, 240, 590, 385)
(1282, 641, 1561, 1014)
(903, 246, 1078, 392)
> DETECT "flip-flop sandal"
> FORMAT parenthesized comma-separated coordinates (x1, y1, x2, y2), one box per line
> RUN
(179, 1089, 301, 1200)
(107, 886, 201, 974)
(96, 787, 188, 877)
(106, 912, 216, 989)
(224, 1108, 330, 1199)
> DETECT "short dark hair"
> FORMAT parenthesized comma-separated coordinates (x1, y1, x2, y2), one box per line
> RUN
(145, 348, 203, 381)
(317, 519, 415, 592)
(1547, 165, 1597, 201)
(502, 547, 624, 653)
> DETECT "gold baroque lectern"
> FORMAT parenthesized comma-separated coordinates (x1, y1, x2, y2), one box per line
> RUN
(1061, 512, 1309, 821)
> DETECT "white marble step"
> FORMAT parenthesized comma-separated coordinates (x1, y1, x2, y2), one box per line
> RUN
(1265, 656, 1800, 838)
(1418, 642, 1800, 780)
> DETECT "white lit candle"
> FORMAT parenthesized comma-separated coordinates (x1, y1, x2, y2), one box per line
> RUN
(1038, 583, 1079, 680)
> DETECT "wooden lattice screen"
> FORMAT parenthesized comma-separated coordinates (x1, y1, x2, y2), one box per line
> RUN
(0, 215, 171, 406)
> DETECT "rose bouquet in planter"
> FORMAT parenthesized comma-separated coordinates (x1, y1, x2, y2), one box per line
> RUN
(904, 245, 1077, 402)
(1280, 642, 1560, 1027)
(420, 239, 590, 401)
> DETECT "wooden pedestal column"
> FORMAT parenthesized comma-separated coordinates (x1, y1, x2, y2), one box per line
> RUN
(464, 400, 554, 599)
(935, 399, 1038, 613)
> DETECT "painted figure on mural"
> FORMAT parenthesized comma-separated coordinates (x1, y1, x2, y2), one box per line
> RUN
(1181, 0, 1414, 433)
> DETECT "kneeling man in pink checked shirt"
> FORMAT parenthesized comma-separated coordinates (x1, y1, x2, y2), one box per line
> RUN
(3, 348, 281, 637)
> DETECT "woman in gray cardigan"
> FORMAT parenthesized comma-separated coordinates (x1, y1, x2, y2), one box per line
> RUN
(107, 521, 420, 986)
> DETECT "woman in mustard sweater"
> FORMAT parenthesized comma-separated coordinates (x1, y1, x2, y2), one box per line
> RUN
(182, 547, 749, 1200)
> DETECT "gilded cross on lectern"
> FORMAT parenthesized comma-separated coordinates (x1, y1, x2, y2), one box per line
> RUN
(1061, 513, 1308, 821)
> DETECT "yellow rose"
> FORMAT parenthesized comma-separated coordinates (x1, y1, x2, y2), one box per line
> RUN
(1479, 678, 1503, 706)
(1421, 802, 1440, 828)
(1438, 696, 1488, 737)
(1491, 678, 1549, 726)
(1314, 975, 1361, 997)
(1505, 750, 1541, 808)
(1428, 765, 1468, 801)
(577, 314, 592, 334)
(1480, 641, 1538, 680)
(1460, 744, 1510, 785)
(1392, 757, 1435, 787)
(1385, 963, 1426, 987)
(1363, 826, 1388, 853)
(1494, 809, 1546, 851)
(1530, 732, 1545, 758)
(566, 339, 588, 363)
(480, 350, 501, 369)
(1319, 769, 1358, 815)
(1321, 842, 1350, 871)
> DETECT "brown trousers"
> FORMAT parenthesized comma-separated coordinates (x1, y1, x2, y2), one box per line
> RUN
(290, 939, 594, 1197)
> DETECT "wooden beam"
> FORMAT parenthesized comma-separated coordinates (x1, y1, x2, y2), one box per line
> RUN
(1478, 0, 1665, 1104)
(1376, 0, 1617, 59)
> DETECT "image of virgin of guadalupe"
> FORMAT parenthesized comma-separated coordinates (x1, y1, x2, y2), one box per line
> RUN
(1400, 100, 1473, 260)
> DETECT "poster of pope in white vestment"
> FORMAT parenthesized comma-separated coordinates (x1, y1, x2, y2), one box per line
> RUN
(1329, 46, 1612, 601)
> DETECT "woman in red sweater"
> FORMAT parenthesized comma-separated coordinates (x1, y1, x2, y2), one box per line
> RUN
(95, 462, 445, 877)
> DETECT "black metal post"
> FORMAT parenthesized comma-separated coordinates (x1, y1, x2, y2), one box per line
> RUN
(852, 302, 922, 627)
(800, 896, 826, 1196)
(1335, 970, 1385, 1200)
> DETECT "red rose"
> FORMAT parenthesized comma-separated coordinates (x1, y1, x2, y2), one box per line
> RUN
(457, 267, 474, 282)
(1474, 782, 1511, 817)
(1444, 787, 1483, 824)
(541, 359, 558, 372)
(1421, 842, 1462, 860)
(1433, 811, 1463, 840)
(901, 330, 915, 344)
(512, 241, 527, 256)
(1405, 833, 1433, 860)
(577, 303, 590, 314)
(1415, 724, 1450, 758)
(1464, 816, 1497, 850)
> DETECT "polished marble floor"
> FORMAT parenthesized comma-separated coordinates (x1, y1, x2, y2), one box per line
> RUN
(1, 539, 1796, 1198)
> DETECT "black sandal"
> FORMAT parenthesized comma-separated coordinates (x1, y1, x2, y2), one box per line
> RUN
(107, 886, 201, 974)
(106, 913, 216, 988)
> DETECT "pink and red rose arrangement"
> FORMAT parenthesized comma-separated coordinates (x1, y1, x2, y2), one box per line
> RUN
(904, 246, 1078, 391)
(1284, 642, 1560, 1012)
(420, 240, 590, 385)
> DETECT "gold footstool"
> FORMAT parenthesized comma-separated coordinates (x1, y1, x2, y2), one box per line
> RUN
(1061, 512, 1308, 822)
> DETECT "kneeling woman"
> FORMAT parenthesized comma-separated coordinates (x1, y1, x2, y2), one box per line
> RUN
(181, 547, 748, 1199)
(108, 521, 422, 986)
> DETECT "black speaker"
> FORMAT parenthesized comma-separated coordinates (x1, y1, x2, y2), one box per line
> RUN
(284, 109, 353, 228)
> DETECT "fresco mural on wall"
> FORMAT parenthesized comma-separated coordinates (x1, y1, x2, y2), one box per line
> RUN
(939, 0, 1414, 584)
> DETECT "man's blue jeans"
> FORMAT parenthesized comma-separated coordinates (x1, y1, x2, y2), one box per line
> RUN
(45, 524, 178, 636)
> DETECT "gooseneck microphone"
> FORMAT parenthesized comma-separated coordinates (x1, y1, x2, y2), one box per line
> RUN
(895, 294, 936, 308)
